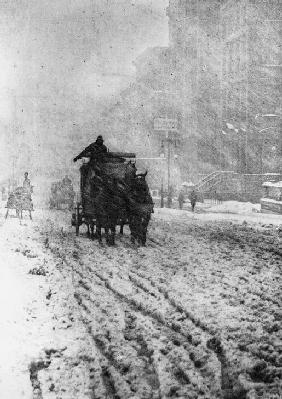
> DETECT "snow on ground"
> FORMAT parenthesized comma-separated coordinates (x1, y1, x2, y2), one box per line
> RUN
(207, 201, 261, 214)
(156, 201, 282, 228)
(0, 203, 281, 398)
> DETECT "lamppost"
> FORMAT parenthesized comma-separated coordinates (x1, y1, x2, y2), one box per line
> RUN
(159, 152, 165, 208)
(159, 133, 179, 208)
(154, 116, 179, 208)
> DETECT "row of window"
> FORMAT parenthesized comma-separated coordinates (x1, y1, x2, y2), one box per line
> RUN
(223, 38, 247, 76)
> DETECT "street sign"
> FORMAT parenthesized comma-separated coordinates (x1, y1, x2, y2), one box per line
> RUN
(154, 118, 178, 131)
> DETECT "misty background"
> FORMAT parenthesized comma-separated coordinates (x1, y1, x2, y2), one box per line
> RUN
(0, 0, 168, 185)
(1, 0, 281, 203)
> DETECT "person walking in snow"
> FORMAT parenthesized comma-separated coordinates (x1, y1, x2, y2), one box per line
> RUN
(178, 190, 185, 210)
(189, 189, 198, 212)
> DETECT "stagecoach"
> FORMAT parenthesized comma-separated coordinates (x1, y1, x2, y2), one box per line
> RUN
(71, 152, 154, 245)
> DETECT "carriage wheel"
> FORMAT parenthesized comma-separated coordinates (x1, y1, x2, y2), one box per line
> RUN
(75, 203, 80, 236)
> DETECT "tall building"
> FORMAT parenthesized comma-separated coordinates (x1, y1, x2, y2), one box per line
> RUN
(166, 0, 281, 173)
(166, 0, 222, 173)
(220, 0, 282, 172)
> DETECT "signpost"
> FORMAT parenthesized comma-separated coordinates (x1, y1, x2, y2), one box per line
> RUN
(154, 118, 178, 132)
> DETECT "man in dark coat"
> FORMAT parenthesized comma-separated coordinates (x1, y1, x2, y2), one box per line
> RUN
(73, 135, 108, 162)
(189, 189, 198, 212)
(178, 190, 185, 210)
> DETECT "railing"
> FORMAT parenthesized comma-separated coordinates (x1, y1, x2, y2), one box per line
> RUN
(195, 171, 236, 194)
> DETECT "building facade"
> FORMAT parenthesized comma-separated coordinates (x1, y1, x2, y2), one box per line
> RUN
(166, 0, 281, 173)
(166, 0, 223, 174)
(220, 0, 282, 173)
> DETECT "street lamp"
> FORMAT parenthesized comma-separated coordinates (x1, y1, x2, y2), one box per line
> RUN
(159, 146, 165, 208)
(258, 126, 278, 134)
(255, 114, 281, 120)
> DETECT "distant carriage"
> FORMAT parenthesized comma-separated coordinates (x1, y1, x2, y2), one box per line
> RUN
(5, 187, 33, 219)
(49, 180, 75, 210)
(71, 152, 154, 245)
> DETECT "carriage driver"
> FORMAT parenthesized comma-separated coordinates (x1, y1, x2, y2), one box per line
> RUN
(73, 135, 108, 162)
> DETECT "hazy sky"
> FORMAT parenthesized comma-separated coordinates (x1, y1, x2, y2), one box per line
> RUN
(0, 0, 168, 178)
(1, 0, 168, 108)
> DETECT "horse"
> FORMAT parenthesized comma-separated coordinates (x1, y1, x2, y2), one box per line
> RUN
(127, 171, 154, 245)
(90, 176, 127, 245)
(88, 160, 136, 238)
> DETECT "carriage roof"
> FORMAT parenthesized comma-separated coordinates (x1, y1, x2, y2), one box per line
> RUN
(80, 152, 136, 181)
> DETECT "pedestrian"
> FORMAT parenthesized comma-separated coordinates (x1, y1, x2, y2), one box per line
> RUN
(178, 190, 185, 210)
(23, 172, 33, 194)
(189, 189, 198, 212)
(1, 186, 5, 200)
(167, 186, 173, 208)
(22, 172, 34, 212)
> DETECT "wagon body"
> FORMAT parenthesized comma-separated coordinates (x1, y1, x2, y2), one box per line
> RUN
(5, 187, 33, 219)
(72, 152, 136, 235)
(6, 187, 33, 211)
(81, 158, 129, 216)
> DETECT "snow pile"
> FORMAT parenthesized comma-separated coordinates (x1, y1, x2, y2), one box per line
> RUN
(208, 201, 261, 215)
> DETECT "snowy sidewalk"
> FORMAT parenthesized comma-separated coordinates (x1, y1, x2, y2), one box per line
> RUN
(154, 201, 282, 227)
(0, 217, 56, 399)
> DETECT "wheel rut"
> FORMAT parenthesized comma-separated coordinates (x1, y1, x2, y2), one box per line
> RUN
(40, 218, 281, 398)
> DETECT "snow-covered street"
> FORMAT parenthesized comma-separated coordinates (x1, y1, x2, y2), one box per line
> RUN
(0, 205, 281, 399)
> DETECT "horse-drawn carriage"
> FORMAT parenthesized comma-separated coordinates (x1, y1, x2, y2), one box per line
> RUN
(71, 152, 154, 245)
(5, 187, 33, 219)
(49, 178, 75, 210)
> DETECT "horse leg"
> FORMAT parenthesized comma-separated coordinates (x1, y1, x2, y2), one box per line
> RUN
(120, 222, 124, 235)
(90, 222, 95, 240)
(5, 209, 9, 219)
(141, 216, 150, 246)
(93, 223, 98, 239)
(96, 223, 102, 244)
(110, 223, 116, 245)
(129, 216, 137, 244)
(86, 223, 90, 238)
(135, 217, 142, 245)
(104, 224, 110, 244)
(29, 210, 32, 220)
